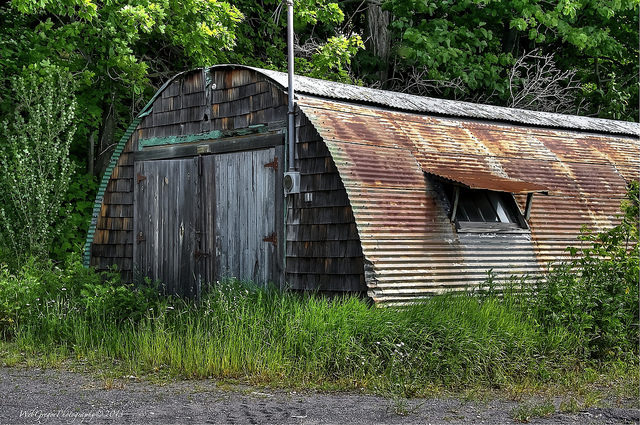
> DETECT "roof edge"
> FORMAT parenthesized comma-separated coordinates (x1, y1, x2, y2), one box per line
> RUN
(207, 64, 639, 137)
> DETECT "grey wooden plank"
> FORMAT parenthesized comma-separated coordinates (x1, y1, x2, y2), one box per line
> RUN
(133, 162, 143, 282)
(201, 155, 216, 287)
(160, 161, 169, 292)
(187, 157, 199, 297)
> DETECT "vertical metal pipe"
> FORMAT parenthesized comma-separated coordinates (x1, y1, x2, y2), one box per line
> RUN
(287, 0, 295, 171)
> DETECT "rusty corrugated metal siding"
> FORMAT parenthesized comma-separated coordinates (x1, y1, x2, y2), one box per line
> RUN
(297, 96, 639, 304)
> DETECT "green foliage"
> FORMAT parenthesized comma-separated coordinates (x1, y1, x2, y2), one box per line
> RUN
(0, 254, 159, 338)
(225, 0, 363, 83)
(0, 68, 76, 265)
(50, 172, 98, 262)
(1, 273, 581, 392)
(296, 35, 364, 83)
(0, 0, 243, 160)
(531, 181, 639, 358)
(378, 0, 639, 120)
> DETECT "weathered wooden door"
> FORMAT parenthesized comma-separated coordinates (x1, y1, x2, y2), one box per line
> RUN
(134, 146, 282, 295)
(133, 158, 201, 297)
(200, 147, 281, 286)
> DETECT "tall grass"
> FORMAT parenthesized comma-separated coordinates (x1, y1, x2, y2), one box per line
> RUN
(6, 273, 586, 396)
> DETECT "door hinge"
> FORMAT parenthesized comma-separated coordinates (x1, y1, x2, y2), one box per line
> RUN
(137, 173, 147, 184)
(264, 157, 278, 171)
(262, 232, 277, 247)
(136, 232, 145, 244)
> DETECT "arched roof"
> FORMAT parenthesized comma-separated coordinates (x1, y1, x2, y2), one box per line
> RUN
(84, 65, 639, 304)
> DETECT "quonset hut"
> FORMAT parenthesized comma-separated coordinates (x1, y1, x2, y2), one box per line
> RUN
(84, 65, 640, 305)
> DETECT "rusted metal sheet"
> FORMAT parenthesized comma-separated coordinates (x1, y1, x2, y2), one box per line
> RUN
(298, 96, 640, 305)
(424, 169, 548, 193)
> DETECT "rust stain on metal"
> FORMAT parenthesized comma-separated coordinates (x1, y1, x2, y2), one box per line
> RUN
(298, 95, 640, 305)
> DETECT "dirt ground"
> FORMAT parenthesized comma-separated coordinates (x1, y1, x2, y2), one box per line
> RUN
(0, 367, 637, 425)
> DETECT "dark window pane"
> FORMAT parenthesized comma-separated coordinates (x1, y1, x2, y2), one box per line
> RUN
(487, 192, 517, 223)
(475, 193, 499, 222)
(445, 183, 523, 227)
(457, 196, 483, 221)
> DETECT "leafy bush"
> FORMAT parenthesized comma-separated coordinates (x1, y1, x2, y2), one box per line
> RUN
(0, 255, 160, 338)
(0, 67, 76, 266)
(50, 172, 98, 262)
(531, 181, 639, 358)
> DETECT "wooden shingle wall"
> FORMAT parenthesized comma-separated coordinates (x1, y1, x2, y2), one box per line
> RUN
(135, 69, 288, 142)
(286, 113, 366, 292)
(89, 131, 137, 281)
(90, 68, 323, 288)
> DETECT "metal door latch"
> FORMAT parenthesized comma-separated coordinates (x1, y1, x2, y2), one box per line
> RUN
(264, 157, 278, 171)
(262, 232, 277, 247)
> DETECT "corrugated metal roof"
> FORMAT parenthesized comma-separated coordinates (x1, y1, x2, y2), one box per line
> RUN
(297, 96, 640, 304)
(208, 65, 640, 137)
(425, 169, 548, 193)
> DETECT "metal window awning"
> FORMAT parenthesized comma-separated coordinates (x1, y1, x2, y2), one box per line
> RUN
(426, 169, 549, 194)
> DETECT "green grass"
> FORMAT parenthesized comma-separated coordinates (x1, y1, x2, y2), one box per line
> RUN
(0, 249, 637, 401)
(512, 400, 556, 422)
(1, 278, 623, 397)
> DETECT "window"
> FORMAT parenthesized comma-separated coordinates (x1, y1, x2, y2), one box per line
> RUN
(442, 184, 529, 232)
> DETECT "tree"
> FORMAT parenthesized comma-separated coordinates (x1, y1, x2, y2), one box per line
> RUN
(354, 0, 639, 121)
(0, 0, 243, 173)
(0, 68, 76, 264)
(225, 0, 364, 82)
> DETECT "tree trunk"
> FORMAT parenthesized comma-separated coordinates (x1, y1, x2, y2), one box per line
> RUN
(366, 2, 392, 82)
(87, 131, 95, 176)
(96, 105, 115, 177)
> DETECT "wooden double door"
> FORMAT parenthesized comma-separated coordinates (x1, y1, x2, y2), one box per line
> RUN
(133, 147, 283, 296)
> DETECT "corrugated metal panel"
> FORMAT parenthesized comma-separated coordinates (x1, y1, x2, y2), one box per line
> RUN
(208, 65, 640, 137)
(424, 169, 548, 193)
(298, 96, 640, 305)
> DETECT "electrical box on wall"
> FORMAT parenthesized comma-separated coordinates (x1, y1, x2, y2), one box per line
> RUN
(284, 171, 300, 195)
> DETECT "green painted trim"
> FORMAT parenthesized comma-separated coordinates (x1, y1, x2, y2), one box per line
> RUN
(138, 125, 269, 149)
(83, 117, 143, 267)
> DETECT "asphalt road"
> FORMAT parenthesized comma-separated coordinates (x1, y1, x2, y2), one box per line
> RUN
(1, 367, 637, 425)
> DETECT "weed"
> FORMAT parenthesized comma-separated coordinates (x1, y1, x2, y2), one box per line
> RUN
(559, 397, 581, 413)
(388, 396, 410, 416)
(102, 377, 125, 390)
(512, 400, 555, 422)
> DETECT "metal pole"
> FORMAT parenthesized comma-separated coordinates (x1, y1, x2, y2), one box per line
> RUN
(287, 0, 295, 171)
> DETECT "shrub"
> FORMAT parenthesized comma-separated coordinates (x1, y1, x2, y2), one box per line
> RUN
(50, 172, 98, 262)
(0, 255, 161, 338)
(532, 181, 639, 358)
(0, 67, 76, 266)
